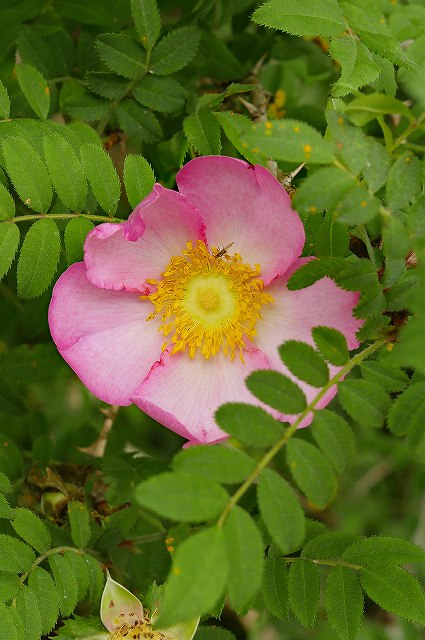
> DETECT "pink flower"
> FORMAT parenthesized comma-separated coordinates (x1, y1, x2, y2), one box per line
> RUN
(49, 156, 362, 446)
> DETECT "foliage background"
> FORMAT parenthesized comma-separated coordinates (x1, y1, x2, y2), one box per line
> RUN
(0, 0, 425, 639)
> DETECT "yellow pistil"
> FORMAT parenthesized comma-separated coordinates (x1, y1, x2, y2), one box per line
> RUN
(145, 240, 273, 361)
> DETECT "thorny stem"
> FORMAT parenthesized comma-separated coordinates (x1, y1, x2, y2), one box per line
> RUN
(96, 48, 153, 137)
(216, 338, 388, 528)
(0, 213, 122, 224)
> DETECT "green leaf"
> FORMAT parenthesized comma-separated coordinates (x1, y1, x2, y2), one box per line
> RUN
(262, 556, 288, 619)
(123, 154, 155, 208)
(133, 76, 186, 113)
(215, 403, 284, 448)
(279, 341, 329, 387)
(246, 370, 306, 414)
(0, 495, 13, 519)
(0, 601, 18, 640)
(360, 361, 408, 393)
(130, 0, 161, 50)
(156, 527, 228, 628)
(386, 151, 422, 212)
(326, 568, 364, 640)
(252, 0, 347, 37)
(327, 112, 368, 175)
(184, 111, 221, 155)
(335, 184, 381, 225)
(311, 410, 355, 473)
(343, 536, 425, 565)
(388, 382, 425, 436)
(66, 552, 90, 603)
(312, 327, 349, 366)
(49, 553, 79, 618)
(344, 93, 413, 127)
(0, 534, 35, 572)
(293, 167, 355, 215)
(330, 36, 381, 97)
(315, 211, 350, 258)
(258, 468, 305, 554)
(86, 72, 127, 99)
(173, 446, 256, 484)
(64, 218, 94, 264)
(288, 559, 320, 629)
(224, 507, 264, 611)
(43, 135, 87, 211)
(11, 508, 51, 553)
(96, 33, 145, 79)
(0, 601, 19, 640)
(287, 439, 337, 508)
(302, 532, 359, 559)
(150, 27, 201, 75)
(68, 501, 91, 548)
(215, 112, 268, 166)
(80, 144, 120, 214)
(134, 472, 228, 522)
(2, 137, 52, 213)
(356, 31, 416, 71)
(0, 81, 10, 119)
(0, 223, 20, 281)
(0, 471, 12, 494)
(0, 184, 15, 221)
(28, 567, 59, 636)
(338, 379, 391, 429)
(117, 100, 162, 142)
(17, 219, 60, 299)
(0, 572, 20, 601)
(16, 63, 50, 120)
(84, 554, 104, 610)
(16, 586, 42, 640)
(360, 564, 425, 625)
(362, 138, 391, 193)
(240, 119, 334, 164)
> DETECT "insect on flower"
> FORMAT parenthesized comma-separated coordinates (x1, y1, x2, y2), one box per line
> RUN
(213, 241, 234, 258)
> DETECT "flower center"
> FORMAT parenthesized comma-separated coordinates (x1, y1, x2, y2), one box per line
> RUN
(144, 240, 273, 361)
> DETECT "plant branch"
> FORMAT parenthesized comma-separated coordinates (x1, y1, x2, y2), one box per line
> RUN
(19, 545, 84, 586)
(78, 405, 120, 458)
(216, 338, 387, 528)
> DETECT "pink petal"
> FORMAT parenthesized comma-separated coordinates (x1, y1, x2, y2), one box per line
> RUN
(132, 348, 274, 445)
(48, 263, 163, 405)
(176, 156, 305, 284)
(84, 184, 205, 292)
(255, 264, 363, 426)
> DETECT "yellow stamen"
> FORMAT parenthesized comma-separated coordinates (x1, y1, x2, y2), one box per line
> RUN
(145, 240, 273, 361)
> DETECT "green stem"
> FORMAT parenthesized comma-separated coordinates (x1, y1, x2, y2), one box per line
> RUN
(216, 338, 387, 528)
(19, 546, 84, 586)
(96, 48, 152, 137)
(0, 213, 122, 225)
(391, 111, 425, 152)
(358, 224, 378, 268)
(377, 115, 393, 151)
(284, 556, 363, 571)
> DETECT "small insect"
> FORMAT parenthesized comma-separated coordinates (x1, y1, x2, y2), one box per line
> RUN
(213, 242, 234, 258)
